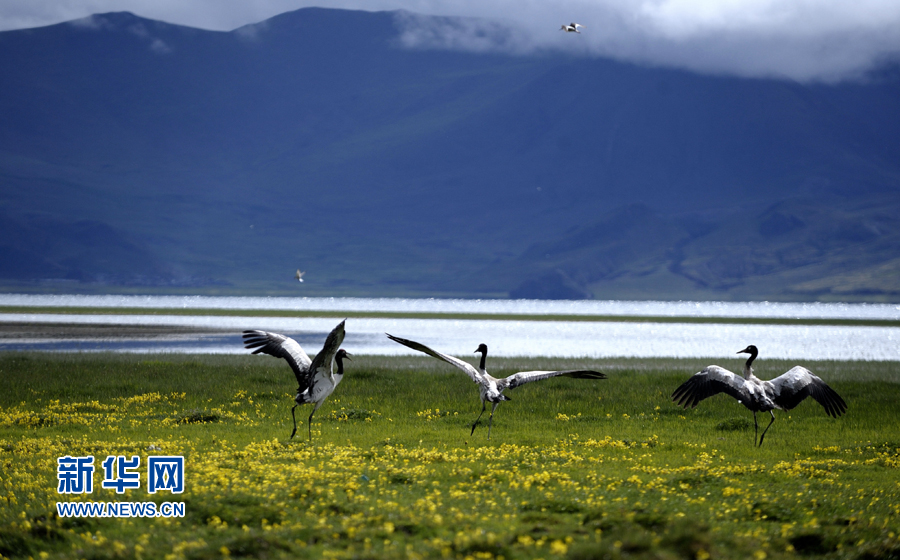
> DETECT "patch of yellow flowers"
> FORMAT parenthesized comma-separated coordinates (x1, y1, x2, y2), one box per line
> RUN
(1, 394, 899, 559)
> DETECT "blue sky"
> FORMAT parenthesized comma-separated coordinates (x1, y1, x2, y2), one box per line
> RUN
(2, 0, 900, 82)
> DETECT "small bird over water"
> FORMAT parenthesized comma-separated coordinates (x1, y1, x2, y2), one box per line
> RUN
(560, 23, 584, 33)
(672, 344, 847, 446)
(295, 269, 305, 282)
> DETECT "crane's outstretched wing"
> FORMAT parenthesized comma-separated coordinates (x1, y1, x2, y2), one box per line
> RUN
(306, 320, 346, 386)
(768, 366, 847, 418)
(242, 330, 312, 387)
(672, 365, 752, 408)
(499, 370, 606, 390)
(386, 334, 482, 384)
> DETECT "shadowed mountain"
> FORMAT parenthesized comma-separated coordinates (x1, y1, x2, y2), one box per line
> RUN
(502, 195, 900, 300)
(0, 8, 898, 299)
(0, 210, 186, 286)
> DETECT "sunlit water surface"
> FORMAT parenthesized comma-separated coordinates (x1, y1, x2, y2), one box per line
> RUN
(2, 294, 899, 319)
(0, 295, 897, 360)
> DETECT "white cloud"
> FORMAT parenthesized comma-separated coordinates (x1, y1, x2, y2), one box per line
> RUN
(2, 0, 900, 82)
(389, 0, 900, 81)
(233, 20, 269, 42)
(149, 37, 171, 53)
(128, 22, 149, 37)
(394, 11, 530, 54)
(67, 14, 107, 29)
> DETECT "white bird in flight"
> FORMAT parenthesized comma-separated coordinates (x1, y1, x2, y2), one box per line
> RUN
(295, 269, 305, 282)
(672, 345, 847, 446)
(560, 23, 584, 33)
(243, 320, 350, 440)
(387, 334, 606, 439)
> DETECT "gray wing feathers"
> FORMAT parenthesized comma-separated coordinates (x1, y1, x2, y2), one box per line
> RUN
(242, 330, 312, 386)
(307, 320, 346, 379)
(386, 334, 482, 383)
(672, 366, 750, 408)
(769, 366, 847, 417)
(500, 370, 606, 390)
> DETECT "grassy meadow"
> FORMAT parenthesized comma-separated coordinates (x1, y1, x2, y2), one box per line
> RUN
(0, 352, 898, 559)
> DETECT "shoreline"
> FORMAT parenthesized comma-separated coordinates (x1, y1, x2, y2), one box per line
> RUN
(2, 306, 899, 327)
(0, 322, 234, 339)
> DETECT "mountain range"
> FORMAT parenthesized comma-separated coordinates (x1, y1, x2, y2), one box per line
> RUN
(1, 8, 899, 300)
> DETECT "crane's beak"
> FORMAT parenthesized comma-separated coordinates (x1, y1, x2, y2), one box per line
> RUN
(737, 347, 752, 354)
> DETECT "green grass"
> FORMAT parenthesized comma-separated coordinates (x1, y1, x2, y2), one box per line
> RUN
(1, 353, 898, 559)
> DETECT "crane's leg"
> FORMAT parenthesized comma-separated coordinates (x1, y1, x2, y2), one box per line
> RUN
(758, 411, 776, 447)
(486, 402, 501, 440)
(290, 405, 299, 440)
(753, 411, 759, 447)
(471, 401, 487, 435)
(308, 402, 324, 442)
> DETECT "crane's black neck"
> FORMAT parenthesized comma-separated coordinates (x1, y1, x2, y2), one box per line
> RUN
(335, 353, 346, 375)
(745, 350, 757, 367)
(743, 347, 758, 375)
(478, 349, 487, 370)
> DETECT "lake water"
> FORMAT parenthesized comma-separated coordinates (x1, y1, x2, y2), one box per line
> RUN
(3, 293, 900, 320)
(1, 295, 898, 360)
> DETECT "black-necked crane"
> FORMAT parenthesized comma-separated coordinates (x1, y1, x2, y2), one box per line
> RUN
(386, 334, 606, 439)
(295, 269, 305, 282)
(243, 320, 350, 441)
(560, 23, 584, 33)
(672, 345, 847, 446)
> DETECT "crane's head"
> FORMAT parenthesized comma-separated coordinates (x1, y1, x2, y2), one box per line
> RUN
(474, 343, 488, 355)
(336, 349, 352, 361)
(737, 345, 758, 356)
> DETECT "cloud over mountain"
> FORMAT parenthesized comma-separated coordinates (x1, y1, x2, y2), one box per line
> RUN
(2, 0, 900, 81)
(395, 0, 900, 82)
